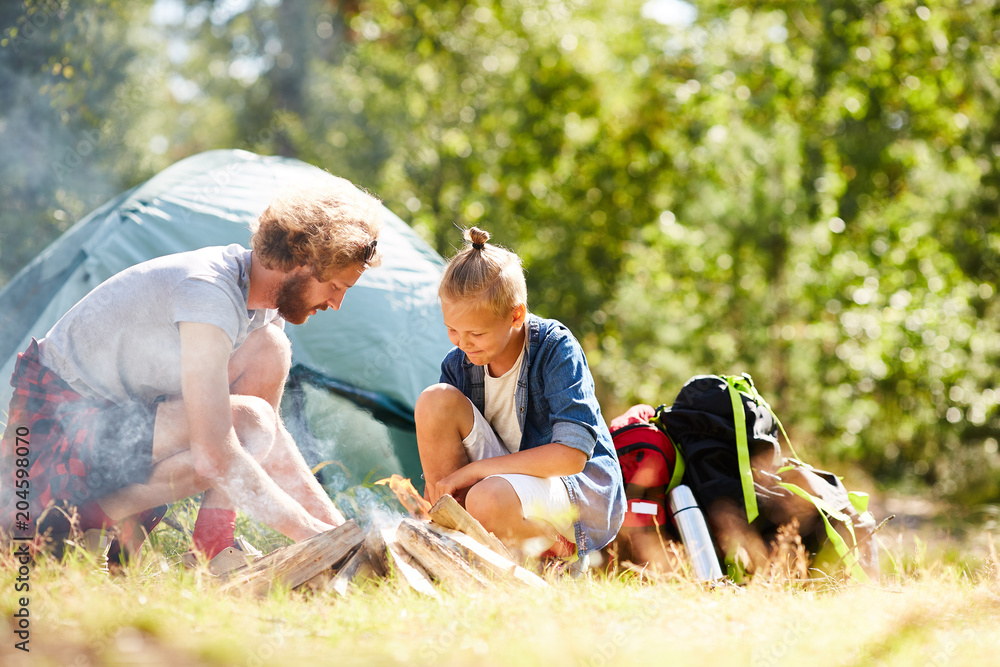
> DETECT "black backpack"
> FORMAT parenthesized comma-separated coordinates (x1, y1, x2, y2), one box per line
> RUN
(657, 374, 880, 581)
(663, 374, 781, 526)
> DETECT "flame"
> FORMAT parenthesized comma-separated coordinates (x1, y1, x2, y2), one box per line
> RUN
(375, 474, 432, 519)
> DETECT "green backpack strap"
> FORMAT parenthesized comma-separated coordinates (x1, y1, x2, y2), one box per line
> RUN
(725, 372, 799, 460)
(669, 447, 686, 494)
(718, 373, 872, 582)
(721, 373, 806, 524)
(651, 406, 686, 494)
(777, 481, 871, 583)
(721, 377, 760, 524)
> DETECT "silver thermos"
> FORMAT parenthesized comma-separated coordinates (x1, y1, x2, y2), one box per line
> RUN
(668, 484, 725, 581)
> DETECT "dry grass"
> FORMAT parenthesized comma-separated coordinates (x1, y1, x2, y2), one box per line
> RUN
(2, 516, 999, 667)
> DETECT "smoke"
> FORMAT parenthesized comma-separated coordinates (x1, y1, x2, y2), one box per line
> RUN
(277, 383, 412, 530)
(0, 0, 418, 539)
(19, 393, 160, 540)
(323, 468, 404, 531)
(291, 383, 408, 480)
(0, 57, 104, 282)
(0, 2, 167, 285)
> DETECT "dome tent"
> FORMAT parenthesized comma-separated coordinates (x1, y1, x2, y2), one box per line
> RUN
(0, 149, 452, 488)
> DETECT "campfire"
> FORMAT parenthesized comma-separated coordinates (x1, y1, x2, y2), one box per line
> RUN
(374, 474, 432, 520)
(218, 484, 547, 597)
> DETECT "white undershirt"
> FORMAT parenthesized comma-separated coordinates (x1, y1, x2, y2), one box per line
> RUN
(484, 339, 528, 453)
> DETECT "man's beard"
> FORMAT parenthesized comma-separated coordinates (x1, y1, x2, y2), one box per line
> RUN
(274, 269, 317, 325)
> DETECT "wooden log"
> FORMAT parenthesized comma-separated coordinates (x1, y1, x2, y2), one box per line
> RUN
(329, 529, 390, 596)
(328, 545, 375, 596)
(425, 523, 549, 590)
(364, 527, 391, 578)
(395, 519, 489, 589)
(220, 521, 364, 596)
(428, 494, 513, 560)
(381, 526, 439, 598)
(297, 567, 339, 593)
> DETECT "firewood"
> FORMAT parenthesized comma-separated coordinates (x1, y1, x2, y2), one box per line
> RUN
(328, 544, 376, 596)
(395, 519, 490, 589)
(297, 567, 338, 593)
(425, 523, 549, 590)
(380, 526, 439, 598)
(328, 528, 392, 596)
(428, 494, 513, 560)
(363, 527, 391, 578)
(220, 521, 363, 596)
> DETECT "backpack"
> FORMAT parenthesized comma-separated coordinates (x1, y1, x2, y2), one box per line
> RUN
(608, 418, 685, 569)
(663, 373, 782, 527)
(611, 374, 881, 582)
(612, 421, 684, 530)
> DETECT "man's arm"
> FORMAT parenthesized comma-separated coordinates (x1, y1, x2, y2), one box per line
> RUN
(228, 323, 345, 527)
(180, 321, 333, 541)
(261, 421, 347, 527)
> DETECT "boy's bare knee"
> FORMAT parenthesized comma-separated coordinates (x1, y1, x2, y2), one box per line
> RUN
(231, 396, 277, 460)
(465, 478, 520, 533)
(415, 383, 468, 424)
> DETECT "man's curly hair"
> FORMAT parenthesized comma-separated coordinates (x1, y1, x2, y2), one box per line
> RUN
(250, 177, 383, 281)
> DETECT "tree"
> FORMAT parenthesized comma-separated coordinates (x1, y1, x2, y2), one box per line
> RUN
(2, 0, 997, 503)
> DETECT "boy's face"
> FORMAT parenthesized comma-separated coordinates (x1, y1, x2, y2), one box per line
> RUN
(441, 299, 526, 369)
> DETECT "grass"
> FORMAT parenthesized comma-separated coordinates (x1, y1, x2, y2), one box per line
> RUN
(2, 512, 1000, 667)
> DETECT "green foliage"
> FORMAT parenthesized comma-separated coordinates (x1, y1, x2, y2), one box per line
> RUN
(1, 0, 998, 503)
(0, 0, 172, 282)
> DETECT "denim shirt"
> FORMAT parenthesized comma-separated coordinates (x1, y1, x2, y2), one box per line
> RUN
(440, 314, 626, 553)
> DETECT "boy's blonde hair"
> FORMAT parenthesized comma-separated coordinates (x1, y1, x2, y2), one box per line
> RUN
(439, 227, 527, 318)
(251, 177, 383, 281)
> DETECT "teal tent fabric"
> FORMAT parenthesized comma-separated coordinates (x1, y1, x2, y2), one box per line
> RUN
(0, 149, 452, 483)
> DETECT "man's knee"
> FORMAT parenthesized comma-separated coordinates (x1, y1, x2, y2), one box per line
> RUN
(229, 324, 291, 398)
(232, 396, 277, 460)
(257, 324, 292, 370)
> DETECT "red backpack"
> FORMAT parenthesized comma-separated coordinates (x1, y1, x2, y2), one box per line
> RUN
(611, 413, 685, 533)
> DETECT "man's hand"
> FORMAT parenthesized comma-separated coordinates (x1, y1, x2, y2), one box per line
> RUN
(306, 518, 338, 536)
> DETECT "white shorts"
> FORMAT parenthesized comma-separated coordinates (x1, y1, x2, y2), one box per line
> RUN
(461, 398, 577, 544)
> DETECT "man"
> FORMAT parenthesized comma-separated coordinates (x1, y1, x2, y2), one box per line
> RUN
(0, 178, 382, 568)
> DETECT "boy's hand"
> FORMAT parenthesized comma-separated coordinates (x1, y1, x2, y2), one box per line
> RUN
(609, 404, 656, 432)
(429, 462, 484, 504)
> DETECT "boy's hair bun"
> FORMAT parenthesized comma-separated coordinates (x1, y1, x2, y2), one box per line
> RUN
(440, 226, 527, 317)
(466, 227, 490, 249)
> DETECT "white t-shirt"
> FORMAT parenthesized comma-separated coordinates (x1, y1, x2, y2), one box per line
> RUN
(484, 339, 528, 453)
(39, 244, 283, 405)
